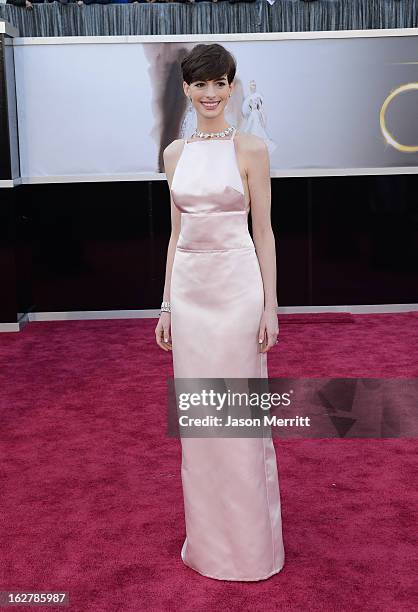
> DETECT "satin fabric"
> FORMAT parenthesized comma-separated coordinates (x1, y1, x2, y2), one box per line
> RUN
(170, 128, 285, 581)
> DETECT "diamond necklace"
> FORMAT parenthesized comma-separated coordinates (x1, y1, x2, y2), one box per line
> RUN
(191, 125, 236, 140)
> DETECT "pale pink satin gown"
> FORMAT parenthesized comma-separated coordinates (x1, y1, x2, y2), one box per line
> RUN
(169, 126, 285, 581)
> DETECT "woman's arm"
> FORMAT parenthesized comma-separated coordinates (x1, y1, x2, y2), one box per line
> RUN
(155, 143, 182, 351)
(161, 198, 181, 302)
(162, 142, 182, 298)
(248, 137, 278, 310)
(246, 137, 279, 351)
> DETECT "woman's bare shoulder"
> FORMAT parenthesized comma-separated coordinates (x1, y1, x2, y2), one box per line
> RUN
(235, 131, 267, 154)
(164, 138, 184, 159)
(163, 139, 185, 176)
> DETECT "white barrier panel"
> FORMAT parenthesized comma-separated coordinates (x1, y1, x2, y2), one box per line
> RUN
(13, 31, 418, 182)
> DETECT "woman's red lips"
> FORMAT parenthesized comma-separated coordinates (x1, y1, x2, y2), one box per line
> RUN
(201, 101, 220, 109)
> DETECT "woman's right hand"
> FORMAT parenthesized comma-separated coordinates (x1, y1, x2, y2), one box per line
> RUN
(155, 312, 172, 351)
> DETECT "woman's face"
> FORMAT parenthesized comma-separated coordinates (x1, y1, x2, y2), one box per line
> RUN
(185, 74, 232, 118)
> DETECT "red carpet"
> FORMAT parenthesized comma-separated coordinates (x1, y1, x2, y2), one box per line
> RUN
(0, 312, 417, 611)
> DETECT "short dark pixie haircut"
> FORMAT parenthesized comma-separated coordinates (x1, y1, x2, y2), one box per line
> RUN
(181, 44, 236, 86)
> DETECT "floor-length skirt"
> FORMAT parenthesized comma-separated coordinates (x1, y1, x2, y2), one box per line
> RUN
(171, 235, 285, 581)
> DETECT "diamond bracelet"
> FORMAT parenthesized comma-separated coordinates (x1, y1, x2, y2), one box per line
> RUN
(160, 301, 171, 314)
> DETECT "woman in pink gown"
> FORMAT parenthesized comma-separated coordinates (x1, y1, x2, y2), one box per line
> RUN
(155, 43, 285, 581)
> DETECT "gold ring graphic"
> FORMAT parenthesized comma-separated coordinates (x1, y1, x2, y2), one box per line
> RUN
(380, 82, 418, 153)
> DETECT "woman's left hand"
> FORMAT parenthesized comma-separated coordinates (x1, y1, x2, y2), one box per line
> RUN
(258, 307, 279, 353)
